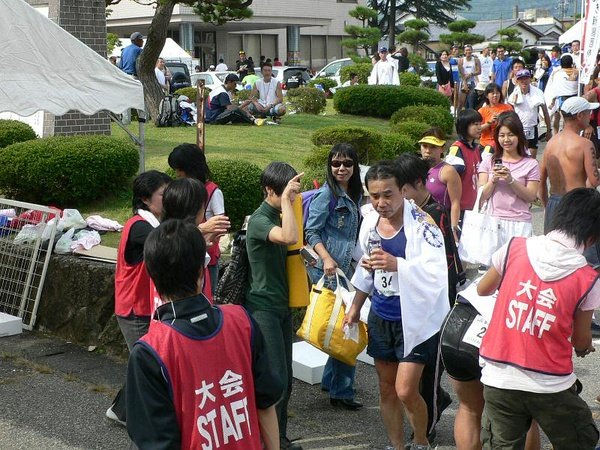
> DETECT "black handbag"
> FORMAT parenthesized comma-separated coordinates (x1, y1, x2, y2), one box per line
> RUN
(214, 231, 249, 305)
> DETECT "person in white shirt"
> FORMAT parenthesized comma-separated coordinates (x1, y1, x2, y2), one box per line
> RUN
(215, 58, 228, 71)
(508, 69, 552, 159)
(479, 47, 493, 84)
(570, 39, 581, 68)
(154, 58, 170, 93)
(369, 47, 400, 86)
(246, 61, 286, 121)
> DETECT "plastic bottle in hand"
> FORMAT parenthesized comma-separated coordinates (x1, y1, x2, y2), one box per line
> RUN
(368, 227, 383, 275)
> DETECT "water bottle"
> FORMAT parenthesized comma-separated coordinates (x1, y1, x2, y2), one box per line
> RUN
(368, 227, 381, 255)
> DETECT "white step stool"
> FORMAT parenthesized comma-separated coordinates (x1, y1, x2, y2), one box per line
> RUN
(0, 312, 22, 337)
(292, 341, 328, 384)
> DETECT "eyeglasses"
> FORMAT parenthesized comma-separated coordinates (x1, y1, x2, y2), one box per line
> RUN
(331, 160, 354, 168)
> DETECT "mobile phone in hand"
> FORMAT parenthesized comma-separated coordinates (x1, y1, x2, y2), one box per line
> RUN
(300, 246, 319, 266)
(494, 158, 503, 168)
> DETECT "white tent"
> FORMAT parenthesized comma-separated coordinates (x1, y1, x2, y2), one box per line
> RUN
(111, 38, 193, 72)
(559, 20, 583, 46)
(0, 0, 146, 170)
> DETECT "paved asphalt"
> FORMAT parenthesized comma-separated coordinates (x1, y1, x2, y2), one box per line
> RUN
(2, 138, 600, 450)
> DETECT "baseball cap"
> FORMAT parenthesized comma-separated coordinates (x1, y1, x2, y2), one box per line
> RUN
(561, 97, 600, 114)
(239, 50, 246, 54)
(515, 69, 531, 79)
(379, 47, 388, 53)
(209, 64, 215, 70)
(224, 74, 239, 83)
(130, 32, 144, 41)
(418, 135, 446, 147)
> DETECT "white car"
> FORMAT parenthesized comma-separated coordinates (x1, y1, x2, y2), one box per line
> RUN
(253, 66, 312, 94)
(190, 71, 242, 91)
(313, 58, 354, 86)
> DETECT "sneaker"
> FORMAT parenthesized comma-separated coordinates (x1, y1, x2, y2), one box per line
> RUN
(477, 264, 488, 274)
(280, 437, 303, 450)
(105, 405, 126, 427)
(254, 118, 266, 126)
(591, 321, 600, 338)
(409, 444, 434, 450)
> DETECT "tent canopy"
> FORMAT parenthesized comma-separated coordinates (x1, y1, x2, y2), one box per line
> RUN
(111, 38, 193, 69)
(0, 0, 144, 116)
(559, 20, 582, 46)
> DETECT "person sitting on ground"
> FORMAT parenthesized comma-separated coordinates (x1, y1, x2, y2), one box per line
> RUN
(247, 62, 286, 121)
(126, 219, 283, 450)
(341, 72, 359, 87)
(205, 74, 256, 125)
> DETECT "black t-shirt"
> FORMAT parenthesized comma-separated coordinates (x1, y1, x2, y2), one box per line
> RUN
(124, 219, 153, 265)
(236, 58, 255, 79)
(392, 54, 410, 73)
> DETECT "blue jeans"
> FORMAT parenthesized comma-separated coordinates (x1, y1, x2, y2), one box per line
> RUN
(321, 357, 356, 400)
(251, 308, 293, 439)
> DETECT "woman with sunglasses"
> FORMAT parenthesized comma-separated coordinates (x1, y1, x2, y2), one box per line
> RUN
(305, 143, 364, 410)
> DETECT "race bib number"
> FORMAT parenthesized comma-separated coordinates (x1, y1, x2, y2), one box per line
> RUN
(462, 314, 488, 348)
(524, 127, 535, 140)
(374, 270, 399, 297)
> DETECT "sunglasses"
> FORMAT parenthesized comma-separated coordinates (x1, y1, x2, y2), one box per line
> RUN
(331, 160, 354, 168)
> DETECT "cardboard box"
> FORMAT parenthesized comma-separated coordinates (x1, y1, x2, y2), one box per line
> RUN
(0, 312, 22, 337)
(292, 341, 328, 384)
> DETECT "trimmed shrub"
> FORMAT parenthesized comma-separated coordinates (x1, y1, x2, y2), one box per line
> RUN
(340, 63, 373, 85)
(304, 145, 331, 169)
(301, 165, 327, 192)
(0, 119, 37, 149)
(380, 133, 418, 160)
(0, 136, 138, 206)
(287, 87, 326, 114)
(210, 159, 263, 231)
(174, 87, 198, 102)
(334, 85, 450, 118)
(308, 77, 337, 93)
(235, 89, 253, 102)
(389, 121, 431, 142)
(390, 105, 454, 136)
(399, 72, 422, 87)
(311, 126, 383, 164)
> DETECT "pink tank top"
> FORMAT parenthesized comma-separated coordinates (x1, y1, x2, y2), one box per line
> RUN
(426, 162, 451, 210)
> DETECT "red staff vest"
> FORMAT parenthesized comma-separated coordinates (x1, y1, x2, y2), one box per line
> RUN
(480, 238, 598, 376)
(448, 141, 491, 210)
(140, 305, 261, 450)
(115, 215, 151, 317)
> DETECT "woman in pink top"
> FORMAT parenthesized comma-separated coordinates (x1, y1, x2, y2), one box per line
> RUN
(419, 127, 462, 241)
(478, 111, 540, 254)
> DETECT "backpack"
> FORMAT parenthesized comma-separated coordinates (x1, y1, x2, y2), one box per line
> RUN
(214, 229, 249, 305)
(301, 189, 337, 231)
(156, 95, 180, 127)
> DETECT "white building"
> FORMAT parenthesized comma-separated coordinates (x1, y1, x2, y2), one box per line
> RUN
(107, 0, 366, 71)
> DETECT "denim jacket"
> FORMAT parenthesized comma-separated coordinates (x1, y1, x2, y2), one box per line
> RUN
(305, 183, 360, 286)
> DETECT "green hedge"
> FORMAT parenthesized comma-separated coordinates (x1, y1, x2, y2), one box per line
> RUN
(340, 63, 373, 85)
(0, 119, 37, 149)
(389, 121, 431, 142)
(301, 165, 327, 192)
(334, 85, 450, 118)
(287, 87, 326, 114)
(380, 134, 418, 160)
(304, 145, 331, 169)
(390, 105, 454, 136)
(308, 77, 337, 93)
(399, 72, 422, 87)
(210, 159, 263, 231)
(0, 136, 138, 206)
(311, 126, 383, 164)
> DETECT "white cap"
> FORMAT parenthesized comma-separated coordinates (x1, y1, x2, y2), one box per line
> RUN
(561, 97, 600, 114)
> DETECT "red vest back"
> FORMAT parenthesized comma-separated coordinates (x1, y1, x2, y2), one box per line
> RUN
(140, 305, 261, 450)
(480, 238, 598, 376)
(115, 215, 151, 317)
(448, 141, 490, 210)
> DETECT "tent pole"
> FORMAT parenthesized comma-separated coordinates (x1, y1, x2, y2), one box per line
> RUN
(139, 113, 145, 173)
(108, 111, 144, 173)
(196, 79, 206, 152)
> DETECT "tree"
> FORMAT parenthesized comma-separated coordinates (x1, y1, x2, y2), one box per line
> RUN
(397, 19, 430, 54)
(342, 6, 381, 57)
(106, 0, 253, 123)
(496, 27, 523, 54)
(439, 19, 485, 48)
(107, 32, 121, 54)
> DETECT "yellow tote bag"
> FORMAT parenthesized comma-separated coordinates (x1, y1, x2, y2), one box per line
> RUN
(287, 195, 309, 308)
(297, 270, 367, 366)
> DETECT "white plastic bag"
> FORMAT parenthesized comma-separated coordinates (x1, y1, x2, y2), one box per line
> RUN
(14, 224, 44, 245)
(60, 209, 87, 230)
(458, 188, 499, 265)
(54, 228, 75, 254)
(70, 230, 101, 251)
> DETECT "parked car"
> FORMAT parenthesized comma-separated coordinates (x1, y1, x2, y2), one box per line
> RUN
(313, 58, 354, 86)
(254, 66, 312, 92)
(165, 62, 191, 94)
(420, 61, 437, 84)
(190, 71, 243, 91)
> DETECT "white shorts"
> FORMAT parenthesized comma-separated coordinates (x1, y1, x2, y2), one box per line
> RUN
(496, 218, 532, 250)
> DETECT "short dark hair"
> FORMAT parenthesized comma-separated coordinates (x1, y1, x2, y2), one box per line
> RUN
(132, 170, 172, 214)
(493, 111, 528, 158)
(455, 108, 483, 139)
(511, 59, 525, 69)
(144, 219, 206, 301)
(162, 178, 207, 223)
(561, 54, 573, 68)
(552, 45, 561, 53)
(550, 188, 600, 246)
(572, 39, 580, 45)
(260, 162, 297, 196)
(168, 143, 212, 183)
(219, 58, 224, 63)
(225, 73, 239, 83)
(484, 83, 504, 105)
(365, 160, 402, 191)
(394, 153, 429, 187)
(421, 126, 446, 140)
(496, 45, 505, 51)
(261, 61, 273, 70)
(349, 72, 358, 79)
(326, 143, 362, 204)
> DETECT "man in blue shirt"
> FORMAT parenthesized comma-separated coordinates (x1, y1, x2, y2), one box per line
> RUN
(119, 32, 144, 77)
(548, 45, 562, 78)
(205, 74, 255, 124)
(491, 45, 512, 89)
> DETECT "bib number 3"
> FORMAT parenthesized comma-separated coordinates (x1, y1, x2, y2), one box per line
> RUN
(375, 270, 398, 297)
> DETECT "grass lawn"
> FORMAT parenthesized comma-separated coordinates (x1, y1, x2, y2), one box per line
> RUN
(81, 101, 389, 248)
